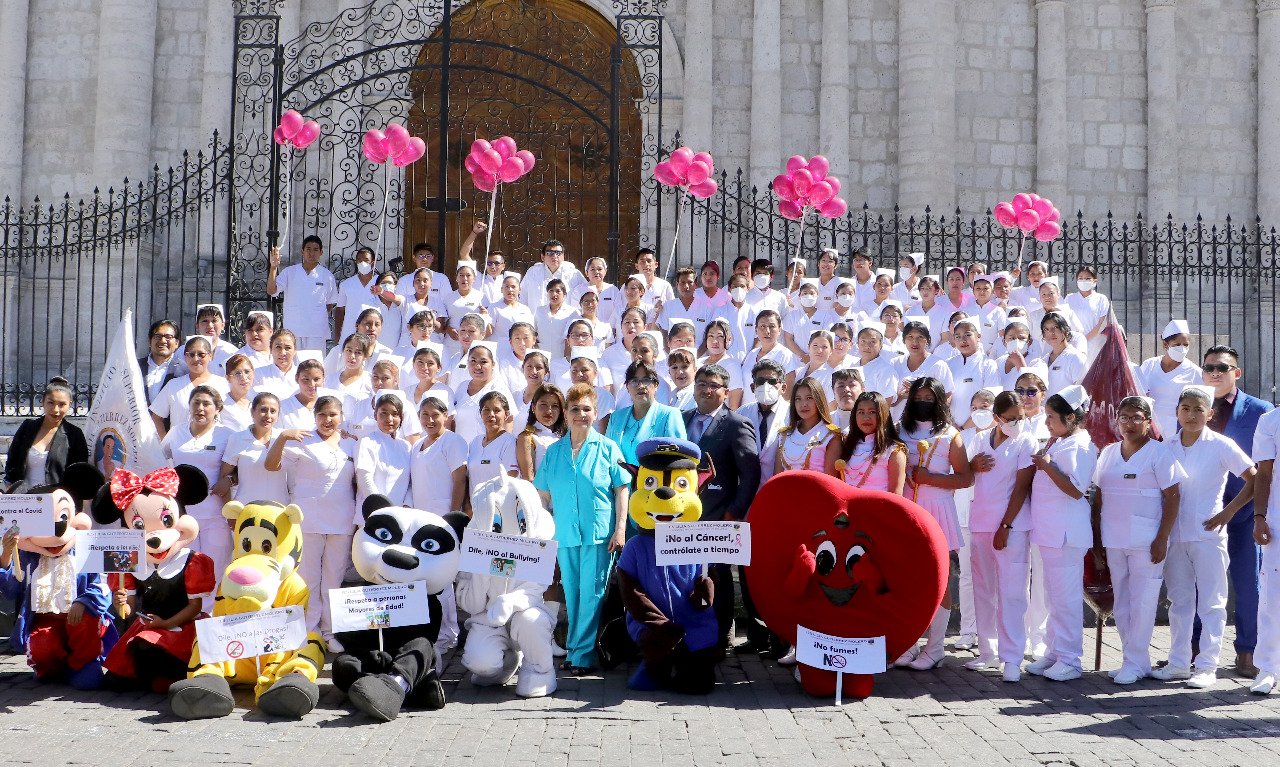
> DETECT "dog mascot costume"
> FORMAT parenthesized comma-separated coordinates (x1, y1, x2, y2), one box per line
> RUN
(91, 465, 214, 693)
(333, 495, 469, 721)
(168, 500, 326, 720)
(456, 475, 558, 698)
(0, 463, 113, 689)
(616, 438, 719, 694)
(745, 471, 948, 699)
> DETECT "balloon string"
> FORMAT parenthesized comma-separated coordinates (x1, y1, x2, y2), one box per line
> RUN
(1014, 233, 1027, 274)
(378, 163, 390, 265)
(667, 191, 686, 278)
(282, 148, 294, 256)
(486, 185, 498, 257)
(794, 209, 808, 265)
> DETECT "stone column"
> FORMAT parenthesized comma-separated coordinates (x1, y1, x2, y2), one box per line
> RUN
(819, 0, 851, 180)
(1144, 0, 1179, 221)
(681, 0, 714, 150)
(1259, 0, 1280, 225)
(199, 2, 235, 143)
(749, 0, 782, 187)
(898, 0, 956, 212)
(1034, 0, 1068, 203)
(92, 0, 158, 186)
(0, 0, 30, 201)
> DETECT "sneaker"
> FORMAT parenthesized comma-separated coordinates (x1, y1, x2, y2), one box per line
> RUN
(1150, 665, 1191, 681)
(1025, 657, 1054, 676)
(951, 634, 978, 651)
(777, 646, 798, 666)
(893, 645, 921, 668)
(1002, 663, 1021, 683)
(551, 641, 567, 658)
(1251, 673, 1277, 695)
(964, 657, 996, 671)
(1113, 669, 1143, 685)
(1187, 670, 1217, 689)
(1042, 662, 1082, 682)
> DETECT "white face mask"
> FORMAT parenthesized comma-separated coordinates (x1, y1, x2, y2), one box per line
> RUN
(799, 294, 818, 308)
(357, 261, 373, 276)
(755, 383, 780, 407)
(730, 287, 748, 303)
(1076, 279, 1096, 293)
(753, 274, 771, 290)
(970, 409, 995, 430)
(1005, 339, 1025, 354)
(1167, 344, 1189, 363)
(835, 293, 855, 309)
(1000, 419, 1026, 438)
(898, 267, 913, 281)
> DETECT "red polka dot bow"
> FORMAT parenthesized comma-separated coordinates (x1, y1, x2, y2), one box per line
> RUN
(110, 467, 180, 510)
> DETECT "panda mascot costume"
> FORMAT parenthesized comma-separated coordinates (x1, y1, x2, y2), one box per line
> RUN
(455, 475, 557, 698)
(334, 495, 469, 721)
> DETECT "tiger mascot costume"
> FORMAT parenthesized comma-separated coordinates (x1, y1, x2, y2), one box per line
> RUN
(168, 501, 327, 720)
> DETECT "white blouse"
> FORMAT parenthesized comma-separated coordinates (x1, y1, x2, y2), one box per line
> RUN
(1094, 439, 1187, 550)
(224, 427, 289, 504)
(355, 431, 412, 509)
(468, 431, 518, 490)
(162, 423, 233, 519)
(1029, 429, 1098, 550)
(280, 435, 357, 534)
(409, 431, 469, 515)
(220, 399, 254, 432)
(967, 429, 1037, 533)
(150, 375, 231, 426)
(452, 379, 513, 445)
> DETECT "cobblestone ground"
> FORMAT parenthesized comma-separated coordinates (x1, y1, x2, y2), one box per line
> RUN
(2, 627, 1278, 767)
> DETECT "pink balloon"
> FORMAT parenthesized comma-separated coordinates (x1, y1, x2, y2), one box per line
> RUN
(818, 197, 848, 219)
(273, 126, 290, 146)
(1011, 193, 1034, 214)
(362, 129, 389, 163)
(1034, 220, 1062, 242)
(464, 154, 479, 174)
(1044, 206, 1061, 224)
(807, 179, 834, 206)
(471, 138, 493, 156)
(689, 179, 718, 199)
(1031, 197, 1054, 220)
(773, 175, 796, 201)
(515, 150, 536, 174)
(397, 136, 426, 165)
(785, 155, 807, 174)
(472, 171, 496, 193)
(279, 109, 304, 139)
(479, 148, 502, 174)
(825, 176, 841, 197)
(385, 124, 411, 157)
(1016, 208, 1041, 233)
(692, 152, 714, 174)
(993, 202, 1017, 228)
(293, 120, 321, 149)
(499, 156, 525, 183)
(791, 168, 814, 197)
(807, 155, 830, 180)
(363, 145, 386, 164)
(669, 146, 695, 174)
(778, 199, 805, 220)
(654, 160, 680, 186)
(1028, 193, 1041, 204)
(686, 160, 711, 186)
(493, 136, 517, 159)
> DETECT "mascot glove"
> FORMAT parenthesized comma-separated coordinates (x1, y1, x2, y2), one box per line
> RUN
(487, 591, 533, 626)
(370, 650, 395, 671)
(688, 575, 714, 608)
(637, 621, 685, 656)
(784, 544, 816, 599)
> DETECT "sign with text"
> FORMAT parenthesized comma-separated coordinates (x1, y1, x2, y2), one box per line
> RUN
(654, 521, 751, 567)
(195, 606, 307, 664)
(72, 529, 147, 574)
(796, 626, 886, 674)
(458, 529, 558, 585)
(0, 495, 55, 538)
(329, 582, 433, 633)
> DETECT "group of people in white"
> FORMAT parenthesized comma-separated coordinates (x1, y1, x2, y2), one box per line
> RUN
(100, 223, 1278, 692)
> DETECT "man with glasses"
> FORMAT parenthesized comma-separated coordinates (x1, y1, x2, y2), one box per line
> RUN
(140, 319, 184, 404)
(396, 239, 456, 303)
(682, 363, 760, 653)
(1196, 345, 1275, 678)
(477, 249, 508, 305)
(520, 239, 584, 309)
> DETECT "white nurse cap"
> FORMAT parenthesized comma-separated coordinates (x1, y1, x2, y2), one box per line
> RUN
(1162, 319, 1190, 339)
(1057, 384, 1090, 410)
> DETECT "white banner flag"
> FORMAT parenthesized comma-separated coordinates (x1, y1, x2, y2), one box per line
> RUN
(86, 309, 166, 476)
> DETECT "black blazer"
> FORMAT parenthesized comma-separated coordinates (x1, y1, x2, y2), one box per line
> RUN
(4, 418, 90, 490)
(139, 354, 185, 405)
(682, 407, 761, 522)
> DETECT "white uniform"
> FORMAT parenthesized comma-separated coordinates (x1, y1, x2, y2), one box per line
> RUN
(162, 423, 235, 584)
(782, 307, 838, 350)
(739, 345, 797, 408)
(744, 286, 788, 316)
(712, 302, 758, 355)
(1163, 429, 1253, 673)
(253, 364, 299, 399)
(1136, 356, 1204, 437)
(588, 282, 624, 325)
(946, 352, 999, 425)
(1065, 290, 1113, 364)
(533, 304, 581, 360)
(409, 431, 469, 515)
(1035, 347, 1088, 396)
(355, 431, 412, 508)
(150, 375, 231, 430)
(1094, 439, 1187, 677)
(272, 262, 338, 348)
(335, 274, 381, 341)
(224, 427, 288, 504)
(219, 400, 254, 433)
(889, 354, 954, 420)
(468, 431, 518, 488)
(1252, 410, 1280, 681)
(519, 262, 585, 310)
(396, 269, 451, 306)
(344, 389, 420, 441)
(452, 379, 513, 446)
(487, 301, 535, 347)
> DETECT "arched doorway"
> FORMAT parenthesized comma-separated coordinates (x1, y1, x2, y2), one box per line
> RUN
(405, 0, 643, 276)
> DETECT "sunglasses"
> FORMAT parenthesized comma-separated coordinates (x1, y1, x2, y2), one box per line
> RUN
(1014, 387, 1042, 397)
(753, 377, 780, 387)
(1202, 363, 1236, 374)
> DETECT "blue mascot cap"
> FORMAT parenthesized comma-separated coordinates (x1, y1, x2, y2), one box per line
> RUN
(636, 438, 702, 470)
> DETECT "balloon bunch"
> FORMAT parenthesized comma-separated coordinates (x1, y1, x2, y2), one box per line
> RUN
(362, 124, 427, 167)
(465, 137, 537, 255)
(772, 155, 849, 262)
(272, 110, 323, 254)
(653, 147, 719, 277)
(992, 192, 1062, 271)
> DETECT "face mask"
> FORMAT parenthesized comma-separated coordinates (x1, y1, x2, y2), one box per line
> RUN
(1167, 344, 1189, 363)
(755, 383, 780, 407)
(730, 287, 748, 303)
(908, 401, 937, 422)
(898, 267, 913, 281)
(357, 261, 373, 275)
(835, 294, 855, 309)
(1077, 279, 1096, 293)
(1000, 419, 1025, 438)
(753, 274, 770, 290)
(800, 295, 818, 309)
(970, 409, 995, 430)
(1005, 339, 1025, 354)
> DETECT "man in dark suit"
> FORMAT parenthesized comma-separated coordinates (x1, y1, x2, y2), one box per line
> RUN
(683, 362, 760, 652)
(139, 319, 184, 406)
(1199, 344, 1274, 677)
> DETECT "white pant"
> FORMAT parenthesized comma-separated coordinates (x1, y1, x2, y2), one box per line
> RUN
(462, 606, 557, 696)
(970, 530, 1031, 664)
(1256, 543, 1280, 675)
(1107, 546, 1164, 675)
(436, 584, 460, 670)
(295, 336, 329, 354)
(957, 526, 977, 637)
(1025, 544, 1048, 657)
(299, 531, 354, 637)
(192, 520, 233, 612)
(1038, 544, 1087, 671)
(1163, 538, 1229, 671)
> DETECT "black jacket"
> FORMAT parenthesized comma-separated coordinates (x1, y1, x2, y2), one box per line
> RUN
(4, 418, 89, 490)
(139, 354, 184, 405)
(682, 407, 760, 522)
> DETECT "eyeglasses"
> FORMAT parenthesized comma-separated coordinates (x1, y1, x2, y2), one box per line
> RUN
(753, 377, 780, 387)
(151, 333, 177, 341)
(1117, 415, 1149, 424)
(1203, 363, 1237, 374)
(629, 377, 659, 387)
(1014, 388, 1043, 397)
(569, 332, 593, 341)
(694, 381, 726, 391)
(544, 249, 564, 256)
(487, 260, 503, 266)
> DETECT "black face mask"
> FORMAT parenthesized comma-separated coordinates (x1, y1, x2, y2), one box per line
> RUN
(908, 401, 938, 421)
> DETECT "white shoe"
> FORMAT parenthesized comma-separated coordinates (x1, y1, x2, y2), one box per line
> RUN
(324, 635, 344, 653)
(777, 646, 798, 666)
(1025, 642, 1047, 659)
(907, 648, 944, 671)
(1113, 669, 1143, 685)
(964, 657, 996, 671)
(1042, 662, 1082, 682)
(1025, 657, 1054, 676)
(1187, 670, 1217, 689)
(1002, 663, 1021, 683)
(1150, 665, 1191, 681)
(1251, 673, 1277, 695)
(894, 645, 921, 667)
(551, 641, 567, 658)
(951, 633, 978, 651)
